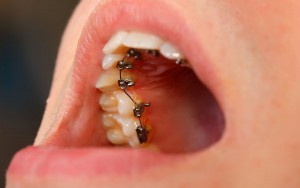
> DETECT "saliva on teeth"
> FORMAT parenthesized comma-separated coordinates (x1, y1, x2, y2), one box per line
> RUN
(96, 30, 189, 148)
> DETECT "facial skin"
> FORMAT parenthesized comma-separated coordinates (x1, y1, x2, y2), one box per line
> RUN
(6, 0, 300, 187)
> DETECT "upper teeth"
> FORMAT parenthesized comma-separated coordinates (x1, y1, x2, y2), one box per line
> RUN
(159, 42, 185, 60)
(96, 30, 187, 148)
(95, 68, 119, 92)
(102, 31, 185, 62)
(102, 31, 128, 54)
(122, 32, 163, 50)
(102, 54, 124, 70)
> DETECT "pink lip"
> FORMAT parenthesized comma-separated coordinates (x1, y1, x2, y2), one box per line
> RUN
(7, 0, 222, 183)
(8, 146, 182, 176)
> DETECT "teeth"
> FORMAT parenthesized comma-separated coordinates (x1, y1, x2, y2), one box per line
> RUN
(102, 54, 124, 70)
(102, 113, 118, 128)
(128, 136, 140, 147)
(98, 30, 188, 148)
(102, 31, 128, 55)
(123, 32, 163, 50)
(99, 93, 118, 112)
(106, 129, 127, 145)
(113, 116, 139, 137)
(95, 68, 119, 92)
(159, 42, 184, 60)
(102, 31, 187, 61)
(102, 113, 140, 146)
(115, 91, 135, 116)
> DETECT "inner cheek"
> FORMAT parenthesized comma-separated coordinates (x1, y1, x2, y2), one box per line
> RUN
(133, 62, 224, 153)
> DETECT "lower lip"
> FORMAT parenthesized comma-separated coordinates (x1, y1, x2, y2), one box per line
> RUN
(7, 146, 184, 178)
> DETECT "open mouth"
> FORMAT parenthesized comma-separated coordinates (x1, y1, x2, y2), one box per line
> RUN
(7, 0, 226, 186)
(96, 30, 224, 152)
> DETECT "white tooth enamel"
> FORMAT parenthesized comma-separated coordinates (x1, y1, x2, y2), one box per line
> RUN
(99, 93, 118, 112)
(113, 115, 139, 137)
(101, 30, 185, 147)
(103, 31, 128, 54)
(106, 129, 127, 144)
(102, 54, 124, 70)
(128, 136, 140, 147)
(115, 91, 135, 116)
(95, 68, 119, 92)
(123, 32, 163, 50)
(102, 113, 118, 128)
(103, 114, 141, 146)
(159, 42, 184, 60)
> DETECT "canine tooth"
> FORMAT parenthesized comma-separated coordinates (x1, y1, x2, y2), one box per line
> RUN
(102, 113, 118, 128)
(103, 31, 128, 54)
(102, 54, 124, 70)
(95, 69, 119, 92)
(106, 129, 127, 144)
(123, 32, 163, 50)
(159, 42, 184, 60)
(115, 91, 135, 116)
(99, 93, 118, 112)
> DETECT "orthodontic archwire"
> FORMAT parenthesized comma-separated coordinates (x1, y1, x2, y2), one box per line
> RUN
(117, 49, 151, 144)
(116, 49, 189, 144)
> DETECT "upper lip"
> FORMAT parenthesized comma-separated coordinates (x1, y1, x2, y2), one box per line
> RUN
(7, 0, 222, 180)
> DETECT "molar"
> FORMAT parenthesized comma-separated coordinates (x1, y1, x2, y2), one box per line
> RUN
(102, 113, 141, 146)
(106, 129, 127, 145)
(113, 115, 140, 137)
(128, 135, 140, 147)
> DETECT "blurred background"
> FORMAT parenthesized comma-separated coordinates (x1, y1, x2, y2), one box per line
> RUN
(0, 0, 79, 186)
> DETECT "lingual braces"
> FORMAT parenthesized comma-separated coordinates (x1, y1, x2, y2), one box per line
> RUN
(117, 49, 151, 144)
(117, 49, 188, 144)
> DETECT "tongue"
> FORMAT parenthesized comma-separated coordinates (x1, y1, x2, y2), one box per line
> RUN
(127, 52, 225, 153)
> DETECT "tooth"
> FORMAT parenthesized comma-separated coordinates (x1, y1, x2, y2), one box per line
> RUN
(159, 42, 184, 60)
(100, 31, 163, 148)
(103, 114, 141, 146)
(123, 32, 163, 50)
(102, 113, 118, 129)
(113, 115, 139, 137)
(95, 69, 120, 92)
(102, 31, 128, 54)
(128, 136, 140, 147)
(115, 91, 135, 116)
(99, 93, 118, 112)
(106, 129, 127, 145)
(102, 54, 124, 70)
